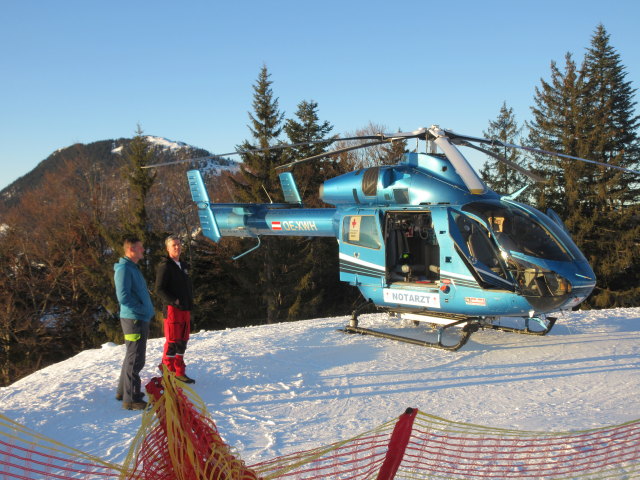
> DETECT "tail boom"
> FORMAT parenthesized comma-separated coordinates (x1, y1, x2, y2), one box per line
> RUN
(187, 169, 337, 243)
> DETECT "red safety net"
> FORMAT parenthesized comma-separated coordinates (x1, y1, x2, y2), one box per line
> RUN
(0, 414, 122, 479)
(390, 413, 640, 479)
(1, 368, 640, 479)
(252, 412, 640, 479)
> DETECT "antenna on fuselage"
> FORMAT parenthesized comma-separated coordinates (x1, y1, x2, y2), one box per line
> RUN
(261, 184, 273, 203)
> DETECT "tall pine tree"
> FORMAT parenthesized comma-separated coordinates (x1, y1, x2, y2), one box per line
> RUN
(232, 66, 286, 203)
(527, 53, 582, 218)
(528, 25, 640, 307)
(283, 100, 334, 204)
(480, 102, 527, 195)
(283, 101, 360, 319)
(229, 66, 294, 324)
(577, 25, 640, 306)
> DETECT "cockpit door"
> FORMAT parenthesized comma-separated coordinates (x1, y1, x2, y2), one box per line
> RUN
(448, 209, 516, 291)
(339, 210, 385, 286)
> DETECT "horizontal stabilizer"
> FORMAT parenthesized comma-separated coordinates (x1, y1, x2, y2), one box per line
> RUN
(187, 170, 221, 242)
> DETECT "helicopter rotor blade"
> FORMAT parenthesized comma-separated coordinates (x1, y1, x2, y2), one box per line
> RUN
(141, 137, 342, 169)
(275, 139, 393, 171)
(142, 128, 430, 170)
(444, 129, 640, 176)
(457, 141, 548, 184)
(500, 142, 640, 176)
(275, 128, 431, 170)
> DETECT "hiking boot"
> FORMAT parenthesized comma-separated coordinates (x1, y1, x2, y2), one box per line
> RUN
(175, 374, 196, 384)
(122, 401, 147, 410)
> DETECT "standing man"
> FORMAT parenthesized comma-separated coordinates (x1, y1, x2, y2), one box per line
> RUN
(155, 235, 195, 384)
(114, 236, 155, 410)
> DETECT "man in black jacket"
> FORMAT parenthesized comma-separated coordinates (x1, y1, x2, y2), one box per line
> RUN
(155, 235, 195, 384)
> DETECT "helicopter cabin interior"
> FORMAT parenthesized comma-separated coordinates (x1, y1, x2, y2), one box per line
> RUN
(384, 212, 440, 284)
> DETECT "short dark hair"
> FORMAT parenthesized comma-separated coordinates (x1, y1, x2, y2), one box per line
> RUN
(123, 235, 142, 250)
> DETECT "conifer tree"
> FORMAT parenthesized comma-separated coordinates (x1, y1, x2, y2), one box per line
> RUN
(527, 53, 582, 218)
(283, 100, 334, 204)
(229, 66, 293, 324)
(378, 134, 408, 166)
(232, 66, 286, 203)
(480, 102, 527, 195)
(528, 25, 640, 307)
(576, 25, 640, 306)
(283, 101, 359, 319)
(336, 122, 407, 169)
(122, 127, 158, 249)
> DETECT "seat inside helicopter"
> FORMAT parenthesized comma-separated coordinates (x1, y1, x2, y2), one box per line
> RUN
(385, 212, 440, 284)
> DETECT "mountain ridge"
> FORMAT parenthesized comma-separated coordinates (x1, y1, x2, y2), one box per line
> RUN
(0, 136, 233, 216)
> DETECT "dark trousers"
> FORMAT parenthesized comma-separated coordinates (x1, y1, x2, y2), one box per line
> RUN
(117, 318, 150, 403)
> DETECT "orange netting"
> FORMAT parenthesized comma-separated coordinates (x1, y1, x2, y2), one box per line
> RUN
(1, 368, 639, 479)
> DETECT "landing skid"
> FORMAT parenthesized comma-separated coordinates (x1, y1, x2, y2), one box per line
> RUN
(340, 305, 556, 351)
(341, 304, 479, 351)
(487, 316, 557, 336)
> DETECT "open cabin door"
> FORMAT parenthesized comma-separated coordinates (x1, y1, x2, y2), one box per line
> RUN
(339, 210, 385, 286)
(384, 211, 440, 285)
(448, 209, 516, 291)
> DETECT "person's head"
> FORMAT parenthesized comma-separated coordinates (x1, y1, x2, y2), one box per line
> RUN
(165, 235, 182, 261)
(123, 236, 144, 264)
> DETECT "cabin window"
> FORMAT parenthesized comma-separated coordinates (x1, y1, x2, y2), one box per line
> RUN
(343, 215, 381, 249)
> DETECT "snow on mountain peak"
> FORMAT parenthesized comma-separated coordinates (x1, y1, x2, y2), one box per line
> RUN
(144, 136, 189, 151)
(111, 136, 191, 155)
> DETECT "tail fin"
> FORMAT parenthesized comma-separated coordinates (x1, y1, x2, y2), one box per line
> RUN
(187, 170, 221, 242)
(279, 172, 302, 205)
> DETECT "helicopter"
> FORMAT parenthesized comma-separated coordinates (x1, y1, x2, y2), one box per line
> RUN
(178, 125, 638, 351)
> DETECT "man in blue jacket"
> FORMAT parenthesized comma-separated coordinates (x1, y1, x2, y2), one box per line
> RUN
(114, 236, 155, 410)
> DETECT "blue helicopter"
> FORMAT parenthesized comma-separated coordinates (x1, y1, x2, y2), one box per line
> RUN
(181, 125, 636, 350)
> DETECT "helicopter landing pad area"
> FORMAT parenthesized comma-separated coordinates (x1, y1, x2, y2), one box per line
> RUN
(1, 307, 639, 466)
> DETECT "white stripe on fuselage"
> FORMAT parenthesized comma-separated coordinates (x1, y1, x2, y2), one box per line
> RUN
(439, 269, 475, 282)
(339, 252, 385, 272)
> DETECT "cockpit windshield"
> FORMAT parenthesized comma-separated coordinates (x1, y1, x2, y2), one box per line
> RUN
(462, 201, 575, 263)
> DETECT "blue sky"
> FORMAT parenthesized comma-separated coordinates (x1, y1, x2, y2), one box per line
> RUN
(1, 0, 638, 191)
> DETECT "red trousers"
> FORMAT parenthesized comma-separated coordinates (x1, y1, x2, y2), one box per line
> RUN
(162, 305, 190, 377)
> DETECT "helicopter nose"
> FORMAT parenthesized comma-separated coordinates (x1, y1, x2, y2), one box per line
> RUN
(563, 260, 596, 308)
(518, 259, 596, 314)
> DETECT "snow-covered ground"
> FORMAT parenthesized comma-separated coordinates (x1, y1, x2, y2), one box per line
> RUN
(1, 308, 639, 467)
